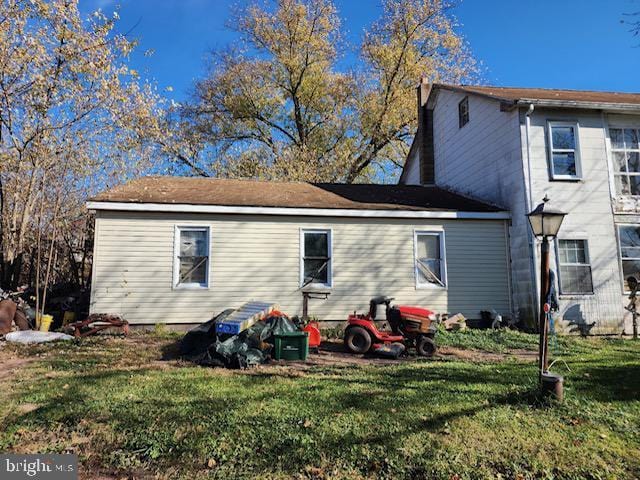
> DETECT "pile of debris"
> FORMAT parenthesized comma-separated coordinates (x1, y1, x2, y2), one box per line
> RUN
(1, 286, 128, 343)
(180, 302, 309, 369)
(442, 313, 467, 331)
(0, 288, 36, 334)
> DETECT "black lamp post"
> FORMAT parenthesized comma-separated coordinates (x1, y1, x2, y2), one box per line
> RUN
(527, 195, 566, 397)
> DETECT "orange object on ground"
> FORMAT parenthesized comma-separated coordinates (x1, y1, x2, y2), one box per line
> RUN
(303, 321, 321, 349)
(0, 299, 17, 334)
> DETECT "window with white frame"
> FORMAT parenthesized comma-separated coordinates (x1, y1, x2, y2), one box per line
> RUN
(618, 225, 640, 291)
(548, 122, 581, 179)
(414, 231, 446, 287)
(610, 128, 640, 196)
(301, 229, 332, 287)
(174, 226, 209, 288)
(557, 239, 593, 295)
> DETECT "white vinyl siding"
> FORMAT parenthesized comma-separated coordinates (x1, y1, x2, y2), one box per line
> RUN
(548, 122, 581, 180)
(90, 212, 511, 324)
(610, 128, 640, 196)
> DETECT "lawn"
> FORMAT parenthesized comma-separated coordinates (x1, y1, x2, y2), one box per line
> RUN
(0, 330, 638, 480)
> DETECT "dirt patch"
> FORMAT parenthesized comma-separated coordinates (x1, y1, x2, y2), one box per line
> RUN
(438, 346, 537, 363)
(258, 340, 537, 371)
(0, 356, 36, 381)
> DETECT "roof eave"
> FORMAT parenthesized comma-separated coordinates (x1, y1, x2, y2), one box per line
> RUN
(86, 201, 511, 220)
(433, 83, 516, 104)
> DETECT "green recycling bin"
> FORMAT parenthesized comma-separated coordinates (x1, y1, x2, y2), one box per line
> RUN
(273, 332, 309, 361)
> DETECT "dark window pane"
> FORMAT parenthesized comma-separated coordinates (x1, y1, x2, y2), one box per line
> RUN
(558, 245, 569, 263)
(458, 97, 469, 128)
(558, 239, 587, 264)
(304, 259, 328, 284)
(611, 128, 624, 149)
(304, 233, 328, 257)
(622, 246, 640, 259)
(417, 259, 442, 284)
(552, 126, 575, 149)
(625, 129, 639, 149)
(614, 152, 627, 172)
(623, 260, 640, 290)
(616, 175, 630, 195)
(559, 265, 593, 294)
(628, 153, 640, 173)
(620, 226, 640, 251)
(552, 152, 576, 176)
(631, 176, 640, 195)
(179, 256, 207, 284)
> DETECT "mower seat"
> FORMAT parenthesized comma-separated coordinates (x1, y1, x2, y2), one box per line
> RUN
(369, 296, 394, 320)
(370, 296, 394, 305)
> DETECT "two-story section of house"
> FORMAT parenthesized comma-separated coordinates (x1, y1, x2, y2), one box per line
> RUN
(400, 81, 640, 334)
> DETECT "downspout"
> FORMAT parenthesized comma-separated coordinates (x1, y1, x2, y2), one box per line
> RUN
(525, 103, 535, 212)
(525, 103, 541, 329)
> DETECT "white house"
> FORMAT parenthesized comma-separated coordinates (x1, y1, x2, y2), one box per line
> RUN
(87, 177, 511, 327)
(401, 82, 640, 334)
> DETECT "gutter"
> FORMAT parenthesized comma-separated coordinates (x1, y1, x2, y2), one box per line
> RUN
(523, 103, 541, 327)
(511, 99, 640, 112)
(524, 104, 535, 213)
(86, 201, 511, 220)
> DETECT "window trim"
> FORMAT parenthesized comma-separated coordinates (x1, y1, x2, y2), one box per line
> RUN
(547, 121, 582, 180)
(555, 238, 594, 296)
(617, 223, 640, 293)
(609, 126, 640, 197)
(413, 229, 447, 289)
(173, 225, 211, 290)
(299, 228, 333, 289)
(458, 96, 469, 128)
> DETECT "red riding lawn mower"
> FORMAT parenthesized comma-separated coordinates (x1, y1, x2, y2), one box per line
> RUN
(344, 296, 438, 357)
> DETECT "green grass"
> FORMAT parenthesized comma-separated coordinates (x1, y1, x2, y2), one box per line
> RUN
(0, 333, 638, 479)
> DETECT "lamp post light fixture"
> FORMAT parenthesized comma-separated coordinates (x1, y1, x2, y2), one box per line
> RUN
(527, 195, 567, 399)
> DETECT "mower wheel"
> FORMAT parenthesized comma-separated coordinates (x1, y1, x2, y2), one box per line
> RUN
(416, 335, 437, 357)
(344, 326, 372, 354)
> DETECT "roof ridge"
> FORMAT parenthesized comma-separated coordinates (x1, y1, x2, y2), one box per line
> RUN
(138, 175, 448, 188)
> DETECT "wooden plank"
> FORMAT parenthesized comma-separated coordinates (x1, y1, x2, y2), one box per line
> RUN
(215, 301, 279, 334)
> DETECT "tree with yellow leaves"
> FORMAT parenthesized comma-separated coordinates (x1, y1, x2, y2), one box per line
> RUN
(178, 0, 477, 182)
(0, 0, 162, 289)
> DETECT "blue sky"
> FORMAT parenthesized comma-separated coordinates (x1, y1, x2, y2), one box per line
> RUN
(81, 0, 640, 101)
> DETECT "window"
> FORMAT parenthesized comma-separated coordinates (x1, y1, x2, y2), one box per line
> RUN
(557, 239, 593, 295)
(610, 128, 640, 196)
(618, 225, 640, 291)
(174, 226, 209, 288)
(548, 122, 581, 179)
(300, 229, 332, 287)
(414, 231, 446, 287)
(458, 96, 469, 128)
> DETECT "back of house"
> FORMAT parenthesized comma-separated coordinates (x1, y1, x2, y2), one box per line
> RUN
(401, 81, 640, 334)
(87, 177, 511, 328)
